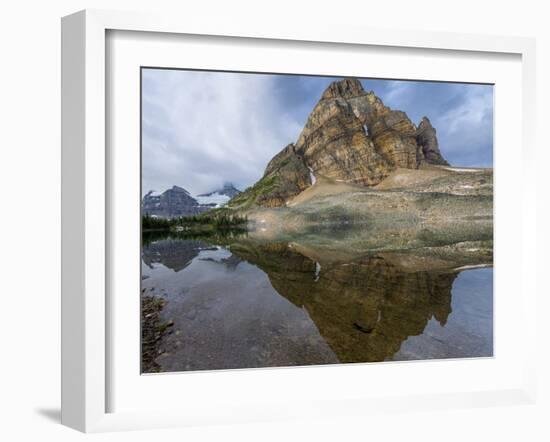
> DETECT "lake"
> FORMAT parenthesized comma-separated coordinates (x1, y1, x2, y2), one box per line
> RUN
(141, 233, 493, 373)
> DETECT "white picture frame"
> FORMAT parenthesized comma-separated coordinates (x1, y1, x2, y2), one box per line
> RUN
(61, 9, 538, 433)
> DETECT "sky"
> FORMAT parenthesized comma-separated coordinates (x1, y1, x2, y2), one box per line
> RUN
(142, 69, 493, 196)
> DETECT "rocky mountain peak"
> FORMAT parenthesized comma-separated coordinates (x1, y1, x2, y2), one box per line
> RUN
(197, 183, 242, 206)
(170, 185, 190, 194)
(142, 185, 204, 218)
(228, 78, 451, 209)
(416, 117, 449, 166)
(219, 183, 242, 198)
(321, 78, 366, 100)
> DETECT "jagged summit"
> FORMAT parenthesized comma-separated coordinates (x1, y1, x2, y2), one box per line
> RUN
(220, 183, 241, 198)
(321, 77, 366, 99)
(198, 183, 241, 199)
(416, 117, 449, 166)
(196, 183, 242, 208)
(229, 78, 451, 209)
(170, 185, 191, 194)
(142, 185, 202, 218)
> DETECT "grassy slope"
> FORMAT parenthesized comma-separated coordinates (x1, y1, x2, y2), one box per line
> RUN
(226, 174, 278, 210)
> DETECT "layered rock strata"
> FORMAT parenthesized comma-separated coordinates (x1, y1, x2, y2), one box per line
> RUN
(230, 78, 450, 208)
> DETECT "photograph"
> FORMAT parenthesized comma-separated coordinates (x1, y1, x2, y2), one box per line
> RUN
(140, 69, 494, 374)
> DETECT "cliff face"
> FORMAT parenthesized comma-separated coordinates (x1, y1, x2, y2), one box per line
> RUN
(309, 78, 420, 171)
(294, 92, 391, 186)
(231, 78, 450, 209)
(416, 117, 449, 166)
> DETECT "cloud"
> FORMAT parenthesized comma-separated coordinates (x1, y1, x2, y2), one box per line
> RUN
(378, 80, 414, 104)
(435, 85, 493, 167)
(141, 69, 302, 196)
(142, 71, 494, 196)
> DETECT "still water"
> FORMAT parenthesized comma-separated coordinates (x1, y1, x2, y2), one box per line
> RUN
(141, 234, 493, 373)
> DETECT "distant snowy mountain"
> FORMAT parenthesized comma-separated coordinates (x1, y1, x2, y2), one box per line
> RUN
(142, 185, 208, 218)
(195, 192, 231, 208)
(142, 183, 242, 218)
(196, 183, 241, 208)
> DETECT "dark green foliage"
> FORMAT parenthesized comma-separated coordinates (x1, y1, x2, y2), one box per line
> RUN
(142, 211, 248, 232)
(142, 228, 248, 248)
(142, 213, 171, 230)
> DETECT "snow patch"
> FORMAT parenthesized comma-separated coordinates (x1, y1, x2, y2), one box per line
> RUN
(195, 192, 231, 208)
(308, 166, 317, 185)
(453, 263, 492, 271)
(442, 167, 484, 173)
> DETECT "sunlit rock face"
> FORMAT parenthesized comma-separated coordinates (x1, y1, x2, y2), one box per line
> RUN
(229, 240, 457, 363)
(365, 110, 421, 169)
(294, 94, 392, 186)
(295, 78, 452, 182)
(231, 78, 451, 208)
(312, 78, 421, 171)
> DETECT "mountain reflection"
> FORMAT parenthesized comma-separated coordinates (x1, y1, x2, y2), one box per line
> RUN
(228, 241, 457, 363)
(142, 238, 207, 272)
(141, 234, 492, 371)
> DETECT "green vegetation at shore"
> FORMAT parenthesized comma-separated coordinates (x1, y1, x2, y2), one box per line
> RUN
(142, 211, 248, 233)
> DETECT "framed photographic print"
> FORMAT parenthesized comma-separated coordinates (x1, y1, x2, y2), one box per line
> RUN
(61, 9, 537, 432)
(139, 69, 494, 373)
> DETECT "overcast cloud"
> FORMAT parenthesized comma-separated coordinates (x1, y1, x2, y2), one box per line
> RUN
(142, 69, 493, 196)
